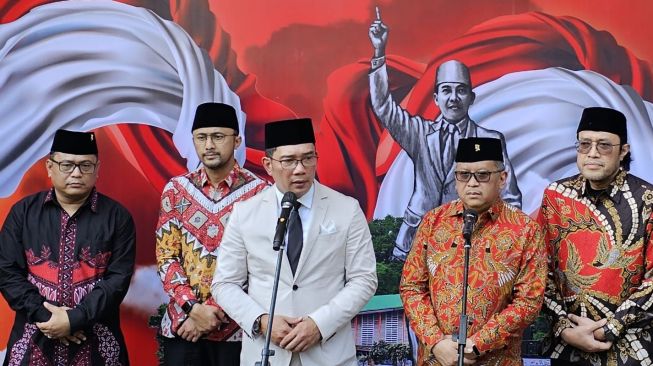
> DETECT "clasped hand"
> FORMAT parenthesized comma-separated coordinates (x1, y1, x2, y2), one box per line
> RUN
(177, 303, 227, 342)
(561, 314, 613, 353)
(36, 302, 86, 346)
(260, 314, 322, 353)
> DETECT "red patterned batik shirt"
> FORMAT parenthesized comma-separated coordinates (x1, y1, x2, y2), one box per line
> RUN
(156, 163, 268, 341)
(400, 199, 546, 366)
(539, 169, 653, 366)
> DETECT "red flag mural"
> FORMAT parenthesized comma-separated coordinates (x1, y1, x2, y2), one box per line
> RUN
(1, 1, 653, 364)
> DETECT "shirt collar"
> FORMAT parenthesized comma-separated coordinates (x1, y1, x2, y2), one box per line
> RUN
(43, 187, 99, 213)
(273, 183, 315, 210)
(198, 161, 242, 189)
(578, 168, 627, 203)
(436, 115, 469, 135)
(449, 198, 503, 222)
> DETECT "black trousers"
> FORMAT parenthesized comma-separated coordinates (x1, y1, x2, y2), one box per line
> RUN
(161, 337, 241, 366)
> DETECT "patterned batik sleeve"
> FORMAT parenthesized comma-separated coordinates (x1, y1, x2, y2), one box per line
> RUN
(606, 211, 653, 339)
(538, 191, 574, 337)
(155, 182, 197, 322)
(471, 222, 547, 352)
(399, 213, 445, 353)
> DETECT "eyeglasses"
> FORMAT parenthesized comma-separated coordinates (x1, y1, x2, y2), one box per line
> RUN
(193, 133, 237, 144)
(454, 170, 502, 183)
(269, 155, 318, 170)
(575, 140, 621, 154)
(49, 159, 97, 174)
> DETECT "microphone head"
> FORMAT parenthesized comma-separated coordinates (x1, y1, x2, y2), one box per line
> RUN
(463, 209, 478, 222)
(281, 191, 297, 208)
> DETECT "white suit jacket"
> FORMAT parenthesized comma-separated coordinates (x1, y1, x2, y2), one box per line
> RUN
(212, 181, 378, 366)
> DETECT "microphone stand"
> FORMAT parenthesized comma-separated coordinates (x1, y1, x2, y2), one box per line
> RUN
(257, 211, 292, 366)
(456, 233, 473, 366)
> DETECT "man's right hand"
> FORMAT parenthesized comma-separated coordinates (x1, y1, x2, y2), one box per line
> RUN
(260, 314, 299, 346)
(177, 317, 202, 343)
(368, 18, 388, 58)
(561, 314, 613, 353)
(432, 336, 476, 366)
(188, 303, 224, 333)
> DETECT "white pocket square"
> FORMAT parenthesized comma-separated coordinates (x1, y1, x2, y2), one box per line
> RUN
(319, 221, 337, 234)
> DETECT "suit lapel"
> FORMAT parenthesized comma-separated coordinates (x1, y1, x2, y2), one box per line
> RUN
(427, 119, 446, 182)
(294, 182, 327, 277)
(444, 119, 474, 183)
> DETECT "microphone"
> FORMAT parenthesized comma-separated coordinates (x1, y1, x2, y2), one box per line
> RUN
(462, 209, 478, 241)
(273, 191, 297, 250)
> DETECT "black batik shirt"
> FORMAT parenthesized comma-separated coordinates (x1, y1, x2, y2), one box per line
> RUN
(0, 188, 136, 366)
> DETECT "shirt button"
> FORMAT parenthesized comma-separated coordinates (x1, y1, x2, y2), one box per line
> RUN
(292, 284, 298, 291)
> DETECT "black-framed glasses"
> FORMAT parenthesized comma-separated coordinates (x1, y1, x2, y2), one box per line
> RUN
(49, 159, 97, 174)
(193, 133, 237, 145)
(269, 155, 318, 170)
(454, 170, 502, 183)
(575, 140, 621, 154)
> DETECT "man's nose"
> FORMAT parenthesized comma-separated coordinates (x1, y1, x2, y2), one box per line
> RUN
(467, 175, 480, 186)
(586, 142, 601, 157)
(292, 161, 307, 174)
(69, 165, 83, 177)
(204, 139, 216, 149)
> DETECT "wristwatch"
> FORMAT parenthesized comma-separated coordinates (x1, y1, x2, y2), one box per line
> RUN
(253, 314, 263, 336)
(181, 299, 198, 314)
(472, 345, 481, 357)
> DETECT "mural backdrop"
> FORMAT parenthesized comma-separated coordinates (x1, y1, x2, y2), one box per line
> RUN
(1, 0, 653, 364)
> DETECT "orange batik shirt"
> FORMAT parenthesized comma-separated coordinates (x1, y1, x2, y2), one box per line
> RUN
(400, 199, 546, 365)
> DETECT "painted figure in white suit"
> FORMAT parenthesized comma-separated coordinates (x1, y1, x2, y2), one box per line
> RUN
(212, 118, 378, 366)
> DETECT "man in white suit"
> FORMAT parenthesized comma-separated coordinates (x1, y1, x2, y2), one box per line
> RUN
(212, 118, 378, 365)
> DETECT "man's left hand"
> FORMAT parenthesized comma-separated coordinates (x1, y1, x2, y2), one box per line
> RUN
(561, 314, 612, 353)
(593, 320, 609, 341)
(279, 316, 322, 353)
(463, 338, 483, 360)
(36, 302, 71, 339)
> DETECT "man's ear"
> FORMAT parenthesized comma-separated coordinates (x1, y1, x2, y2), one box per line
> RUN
(619, 143, 630, 161)
(262, 156, 273, 176)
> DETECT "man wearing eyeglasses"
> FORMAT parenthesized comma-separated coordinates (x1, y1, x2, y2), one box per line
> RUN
(400, 137, 545, 366)
(155, 102, 268, 365)
(368, 17, 522, 262)
(539, 107, 653, 366)
(213, 118, 377, 365)
(0, 129, 136, 365)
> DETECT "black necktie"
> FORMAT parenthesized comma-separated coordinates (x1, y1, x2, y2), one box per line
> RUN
(441, 122, 457, 173)
(286, 201, 303, 276)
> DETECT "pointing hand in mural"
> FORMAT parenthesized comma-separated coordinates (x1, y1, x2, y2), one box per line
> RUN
(368, 7, 388, 58)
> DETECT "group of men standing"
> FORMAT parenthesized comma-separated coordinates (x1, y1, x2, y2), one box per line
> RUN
(0, 18, 650, 366)
(0, 102, 379, 366)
